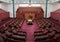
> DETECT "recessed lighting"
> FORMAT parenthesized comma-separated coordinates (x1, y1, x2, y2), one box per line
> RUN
(29, 5, 31, 7)
(19, 4, 29, 7)
(18, 4, 41, 7)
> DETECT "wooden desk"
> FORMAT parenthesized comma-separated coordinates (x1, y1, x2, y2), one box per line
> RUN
(27, 19, 33, 25)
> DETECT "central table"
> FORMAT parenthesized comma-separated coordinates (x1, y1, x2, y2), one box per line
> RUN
(27, 19, 33, 25)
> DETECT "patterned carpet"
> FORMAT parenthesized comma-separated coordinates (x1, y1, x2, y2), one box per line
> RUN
(21, 20, 39, 42)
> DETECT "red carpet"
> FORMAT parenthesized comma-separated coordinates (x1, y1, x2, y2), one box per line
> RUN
(21, 20, 39, 42)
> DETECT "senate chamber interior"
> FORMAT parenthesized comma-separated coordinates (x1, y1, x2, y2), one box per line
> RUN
(0, 0, 60, 42)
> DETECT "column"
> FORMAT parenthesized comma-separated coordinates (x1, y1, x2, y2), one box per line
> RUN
(45, 0, 48, 18)
(12, 0, 15, 18)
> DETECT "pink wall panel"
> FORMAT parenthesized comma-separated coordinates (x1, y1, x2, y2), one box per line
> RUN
(51, 9, 60, 22)
(0, 9, 10, 21)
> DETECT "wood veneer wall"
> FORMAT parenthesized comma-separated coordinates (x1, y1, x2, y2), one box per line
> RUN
(16, 7, 44, 20)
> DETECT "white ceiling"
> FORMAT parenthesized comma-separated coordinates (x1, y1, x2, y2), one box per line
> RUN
(0, 0, 60, 4)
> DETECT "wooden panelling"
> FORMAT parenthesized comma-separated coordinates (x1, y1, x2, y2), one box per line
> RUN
(25, 13, 35, 20)
(16, 7, 44, 20)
